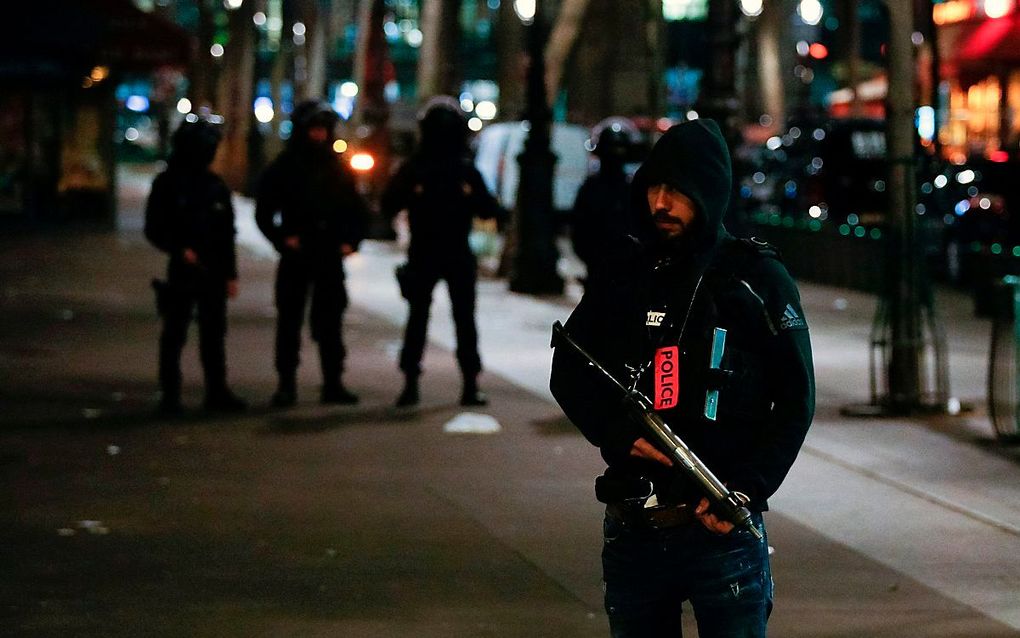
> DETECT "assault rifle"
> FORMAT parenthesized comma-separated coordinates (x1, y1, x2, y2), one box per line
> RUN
(551, 321, 762, 540)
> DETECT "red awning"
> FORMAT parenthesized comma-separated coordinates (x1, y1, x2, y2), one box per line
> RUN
(93, 0, 193, 72)
(1, 0, 192, 81)
(955, 14, 1020, 65)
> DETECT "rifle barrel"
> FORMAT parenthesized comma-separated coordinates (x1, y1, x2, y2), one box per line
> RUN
(552, 321, 763, 540)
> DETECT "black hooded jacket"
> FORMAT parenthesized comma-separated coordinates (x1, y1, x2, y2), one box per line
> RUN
(550, 120, 815, 510)
(255, 104, 367, 262)
(570, 158, 632, 287)
(145, 127, 237, 282)
(379, 102, 503, 268)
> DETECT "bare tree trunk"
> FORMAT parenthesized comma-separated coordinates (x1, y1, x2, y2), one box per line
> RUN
(642, 0, 665, 117)
(560, 0, 661, 124)
(544, 0, 592, 106)
(306, 0, 349, 100)
(213, 1, 256, 191)
(305, 20, 328, 100)
(756, 1, 786, 130)
(497, 0, 526, 120)
(291, 0, 308, 100)
(352, 0, 392, 231)
(565, 0, 615, 124)
(417, 0, 462, 100)
(843, 0, 863, 117)
(352, 0, 374, 117)
(291, 0, 328, 101)
(885, 0, 923, 408)
(190, 0, 217, 109)
(353, 0, 387, 122)
(265, 9, 292, 163)
(329, 0, 353, 39)
(700, 0, 740, 132)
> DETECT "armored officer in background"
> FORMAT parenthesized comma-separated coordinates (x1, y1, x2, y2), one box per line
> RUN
(256, 101, 368, 407)
(145, 117, 247, 415)
(380, 97, 504, 408)
(571, 117, 642, 291)
(550, 119, 815, 637)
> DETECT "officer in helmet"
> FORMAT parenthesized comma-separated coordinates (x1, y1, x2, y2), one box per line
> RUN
(145, 115, 247, 414)
(571, 117, 643, 291)
(380, 96, 505, 408)
(255, 100, 369, 407)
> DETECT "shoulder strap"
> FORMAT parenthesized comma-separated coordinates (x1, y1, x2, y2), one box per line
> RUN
(707, 236, 782, 279)
(736, 236, 783, 262)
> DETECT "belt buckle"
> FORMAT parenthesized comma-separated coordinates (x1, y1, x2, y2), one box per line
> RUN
(643, 503, 693, 530)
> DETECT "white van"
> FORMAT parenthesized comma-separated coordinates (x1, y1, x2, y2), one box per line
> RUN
(473, 121, 591, 215)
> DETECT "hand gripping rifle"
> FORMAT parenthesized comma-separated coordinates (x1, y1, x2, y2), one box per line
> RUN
(551, 321, 762, 540)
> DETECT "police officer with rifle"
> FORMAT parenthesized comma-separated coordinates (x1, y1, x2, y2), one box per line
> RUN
(550, 119, 815, 637)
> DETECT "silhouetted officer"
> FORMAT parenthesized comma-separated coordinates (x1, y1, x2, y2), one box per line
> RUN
(255, 101, 368, 407)
(145, 117, 246, 414)
(571, 117, 643, 291)
(380, 97, 504, 407)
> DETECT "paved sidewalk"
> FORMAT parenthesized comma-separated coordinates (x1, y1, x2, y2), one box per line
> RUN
(233, 170, 1020, 632)
(339, 232, 1020, 634)
(0, 163, 1017, 636)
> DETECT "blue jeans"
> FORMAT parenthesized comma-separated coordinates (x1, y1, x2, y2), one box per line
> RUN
(602, 511, 772, 637)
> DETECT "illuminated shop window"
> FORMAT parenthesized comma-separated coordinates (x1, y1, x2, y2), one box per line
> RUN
(1009, 71, 1020, 137)
(663, 0, 707, 21)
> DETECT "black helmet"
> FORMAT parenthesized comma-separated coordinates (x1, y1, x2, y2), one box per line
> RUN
(290, 100, 339, 146)
(169, 115, 222, 168)
(418, 96, 468, 156)
(587, 117, 641, 160)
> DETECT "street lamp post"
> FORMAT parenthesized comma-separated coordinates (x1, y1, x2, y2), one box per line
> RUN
(884, 0, 924, 411)
(843, 0, 953, 417)
(509, 0, 564, 295)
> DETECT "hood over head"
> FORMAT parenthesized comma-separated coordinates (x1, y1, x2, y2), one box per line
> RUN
(630, 118, 732, 256)
(168, 118, 222, 170)
(289, 100, 339, 152)
(418, 96, 469, 158)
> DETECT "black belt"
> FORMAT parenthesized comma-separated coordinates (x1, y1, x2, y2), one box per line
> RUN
(606, 501, 697, 531)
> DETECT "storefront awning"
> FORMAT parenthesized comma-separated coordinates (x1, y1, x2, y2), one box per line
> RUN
(92, 0, 193, 72)
(826, 75, 888, 119)
(955, 14, 1020, 64)
(0, 0, 191, 82)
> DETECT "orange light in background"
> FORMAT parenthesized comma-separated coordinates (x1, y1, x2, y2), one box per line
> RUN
(332, 139, 348, 154)
(350, 152, 375, 172)
(808, 43, 828, 59)
(933, 0, 975, 25)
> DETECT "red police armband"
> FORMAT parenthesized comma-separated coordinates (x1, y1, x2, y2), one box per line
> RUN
(654, 346, 679, 410)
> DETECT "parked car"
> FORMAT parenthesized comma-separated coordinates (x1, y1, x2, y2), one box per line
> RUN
(741, 118, 998, 245)
(473, 121, 591, 217)
(736, 118, 986, 223)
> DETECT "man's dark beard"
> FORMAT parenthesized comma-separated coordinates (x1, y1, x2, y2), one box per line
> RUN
(649, 214, 700, 257)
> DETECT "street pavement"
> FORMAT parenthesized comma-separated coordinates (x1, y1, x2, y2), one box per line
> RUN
(1, 163, 1019, 636)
